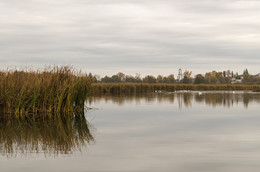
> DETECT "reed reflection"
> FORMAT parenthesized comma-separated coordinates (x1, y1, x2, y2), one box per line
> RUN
(0, 112, 94, 157)
(87, 91, 260, 109)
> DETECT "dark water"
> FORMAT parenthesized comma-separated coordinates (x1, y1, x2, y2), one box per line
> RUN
(1, 91, 260, 172)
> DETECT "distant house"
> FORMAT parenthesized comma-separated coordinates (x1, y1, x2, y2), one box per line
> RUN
(238, 75, 244, 80)
(255, 73, 260, 77)
(231, 77, 242, 84)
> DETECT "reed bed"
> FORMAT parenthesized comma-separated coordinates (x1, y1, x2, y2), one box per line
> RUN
(0, 66, 92, 117)
(91, 83, 260, 95)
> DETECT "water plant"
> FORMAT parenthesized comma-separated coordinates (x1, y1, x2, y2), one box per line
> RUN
(0, 66, 92, 117)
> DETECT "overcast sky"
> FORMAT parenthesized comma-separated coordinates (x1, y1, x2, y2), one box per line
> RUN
(0, 0, 260, 77)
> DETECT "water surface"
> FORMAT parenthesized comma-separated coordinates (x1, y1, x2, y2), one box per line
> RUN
(1, 91, 260, 172)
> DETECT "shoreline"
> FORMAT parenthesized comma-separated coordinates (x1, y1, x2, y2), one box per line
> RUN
(91, 83, 260, 95)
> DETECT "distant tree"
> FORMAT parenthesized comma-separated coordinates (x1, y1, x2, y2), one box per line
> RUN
(157, 75, 163, 83)
(98, 69, 260, 84)
(194, 74, 206, 84)
(216, 72, 230, 84)
(223, 71, 226, 77)
(162, 77, 169, 83)
(101, 76, 111, 83)
(242, 69, 252, 84)
(235, 72, 240, 79)
(117, 72, 125, 82)
(94, 75, 101, 82)
(92, 76, 98, 83)
(125, 75, 136, 83)
(88, 73, 93, 78)
(243, 69, 249, 75)
(101, 74, 122, 83)
(182, 70, 192, 84)
(183, 70, 192, 78)
(227, 70, 231, 78)
(205, 71, 217, 84)
(135, 73, 142, 83)
(167, 74, 175, 83)
(87, 73, 97, 83)
(143, 75, 157, 83)
(182, 76, 191, 84)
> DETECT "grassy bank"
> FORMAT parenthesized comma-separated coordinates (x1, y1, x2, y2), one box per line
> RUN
(91, 83, 260, 95)
(0, 66, 92, 116)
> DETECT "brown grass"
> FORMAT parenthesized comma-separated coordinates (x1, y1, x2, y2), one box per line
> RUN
(0, 66, 92, 117)
(91, 83, 260, 95)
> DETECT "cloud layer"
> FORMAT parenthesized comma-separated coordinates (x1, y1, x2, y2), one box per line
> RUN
(1, 0, 260, 76)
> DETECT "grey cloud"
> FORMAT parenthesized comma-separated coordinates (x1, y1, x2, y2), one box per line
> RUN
(0, 0, 260, 76)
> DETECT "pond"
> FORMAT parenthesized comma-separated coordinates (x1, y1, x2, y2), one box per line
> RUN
(1, 91, 260, 172)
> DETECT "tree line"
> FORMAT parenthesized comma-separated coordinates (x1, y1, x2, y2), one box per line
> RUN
(88, 69, 260, 85)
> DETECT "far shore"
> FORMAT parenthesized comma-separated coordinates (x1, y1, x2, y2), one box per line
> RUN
(91, 83, 260, 95)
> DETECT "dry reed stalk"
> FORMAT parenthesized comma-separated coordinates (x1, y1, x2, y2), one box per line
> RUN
(0, 66, 92, 117)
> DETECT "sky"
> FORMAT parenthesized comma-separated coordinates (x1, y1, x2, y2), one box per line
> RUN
(0, 0, 260, 77)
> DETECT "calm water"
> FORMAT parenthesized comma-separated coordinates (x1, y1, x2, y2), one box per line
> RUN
(1, 91, 260, 172)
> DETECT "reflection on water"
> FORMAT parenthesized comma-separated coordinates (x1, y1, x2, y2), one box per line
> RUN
(0, 113, 94, 157)
(87, 91, 260, 108)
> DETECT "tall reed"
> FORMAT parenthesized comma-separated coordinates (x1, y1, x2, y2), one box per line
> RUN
(0, 66, 92, 116)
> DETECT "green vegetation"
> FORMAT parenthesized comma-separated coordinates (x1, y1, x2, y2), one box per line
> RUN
(90, 69, 260, 85)
(91, 83, 260, 95)
(0, 66, 92, 117)
(92, 72, 176, 84)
